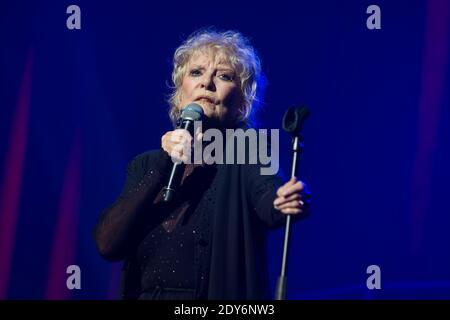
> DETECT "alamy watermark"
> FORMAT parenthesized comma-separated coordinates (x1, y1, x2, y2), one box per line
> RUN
(66, 264, 81, 290)
(366, 5, 381, 30)
(366, 264, 381, 290)
(66, 5, 81, 30)
(169, 121, 280, 176)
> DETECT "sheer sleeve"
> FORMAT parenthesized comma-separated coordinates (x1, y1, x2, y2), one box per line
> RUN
(244, 163, 286, 228)
(93, 150, 170, 261)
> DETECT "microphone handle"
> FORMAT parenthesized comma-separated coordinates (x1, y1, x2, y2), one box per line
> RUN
(162, 119, 192, 202)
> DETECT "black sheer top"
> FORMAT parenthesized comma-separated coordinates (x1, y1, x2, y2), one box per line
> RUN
(94, 145, 289, 299)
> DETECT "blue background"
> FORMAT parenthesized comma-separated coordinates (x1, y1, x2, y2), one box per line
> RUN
(0, 0, 449, 299)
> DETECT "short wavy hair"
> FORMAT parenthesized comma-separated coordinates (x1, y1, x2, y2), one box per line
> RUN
(168, 29, 264, 126)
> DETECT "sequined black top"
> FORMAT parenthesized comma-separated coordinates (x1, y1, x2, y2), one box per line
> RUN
(94, 145, 289, 300)
(136, 162, 216, 297)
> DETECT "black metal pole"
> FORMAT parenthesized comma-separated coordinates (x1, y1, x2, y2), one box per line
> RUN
(275, 105, 309, 300)
(275, 135, 303, 300)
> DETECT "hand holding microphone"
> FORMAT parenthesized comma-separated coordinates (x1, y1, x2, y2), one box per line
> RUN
(161, 103, 204, 202)
(161, 128, 202, 164)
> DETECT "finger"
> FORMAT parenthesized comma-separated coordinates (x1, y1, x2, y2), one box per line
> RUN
(161, 135, 171, 153)
(161, 132, 170, 146)
(174, 129, 193, 141)
(169, 144, 184, 161)
(170, 130, 181, 142)
(282, 181, 304, 197)
(169, 130, 184, 144)
(273, 193, 300, 206)
(171, 133, 194, 151)
(173, 148, 183, 160)
(285, 177, 297, 187)
(280, 207, 302, 215)
(276, 177, 298, 197)
(275, 200, 302, 211)
(274, 196, 301, 209)
(170, 154, 183, 164)
(180, 154, 189, 163)
(172, 142, 183, 152)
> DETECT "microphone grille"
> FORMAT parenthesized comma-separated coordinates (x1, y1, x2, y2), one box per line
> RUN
(180, 103, 204, 121)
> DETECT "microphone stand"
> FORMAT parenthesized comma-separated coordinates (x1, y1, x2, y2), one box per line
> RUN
(275, 135, 304, 300)
(275, 106, 309, 300)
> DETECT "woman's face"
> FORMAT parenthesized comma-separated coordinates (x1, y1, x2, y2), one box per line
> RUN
(178, 51, 243, 126)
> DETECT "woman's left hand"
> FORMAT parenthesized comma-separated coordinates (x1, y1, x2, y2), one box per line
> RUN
(273, 177, 310, 216)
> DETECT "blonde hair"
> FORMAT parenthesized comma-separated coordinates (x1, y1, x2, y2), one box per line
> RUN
(168, 29, 263, 126)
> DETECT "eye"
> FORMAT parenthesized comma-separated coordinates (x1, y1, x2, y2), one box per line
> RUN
(218, 73, 234, 82)
(189, 69, 202, 77)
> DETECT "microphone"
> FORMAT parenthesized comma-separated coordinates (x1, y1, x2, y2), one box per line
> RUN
(162, 103, 204, 202)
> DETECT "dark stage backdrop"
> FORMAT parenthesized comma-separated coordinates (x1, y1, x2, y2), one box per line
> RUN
(0, 0, 449, 299)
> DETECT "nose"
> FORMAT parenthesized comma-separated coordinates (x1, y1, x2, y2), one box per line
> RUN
(200, 72, 216, 91)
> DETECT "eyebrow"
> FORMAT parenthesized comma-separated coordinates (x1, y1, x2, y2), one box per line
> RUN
(189, 64, 234, 72)
(216, 67, 234, 72)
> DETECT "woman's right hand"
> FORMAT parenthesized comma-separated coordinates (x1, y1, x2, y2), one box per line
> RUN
(161, 128, 202, 163)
